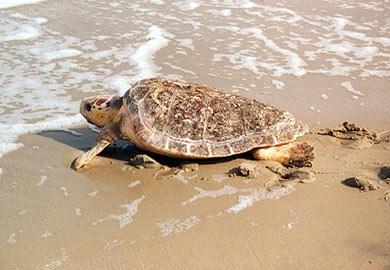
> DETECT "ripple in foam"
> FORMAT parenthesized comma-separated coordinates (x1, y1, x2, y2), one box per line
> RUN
(104, 26, 173, 95)
(93, 196, 145, 228)
(226, 185, 295, 214)
(157, 216, 201, 237)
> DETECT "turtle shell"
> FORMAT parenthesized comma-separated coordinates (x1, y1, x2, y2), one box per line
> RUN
(122, 78, 308, 158)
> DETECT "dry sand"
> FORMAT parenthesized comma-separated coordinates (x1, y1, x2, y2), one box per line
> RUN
(1, 125, 389, 269)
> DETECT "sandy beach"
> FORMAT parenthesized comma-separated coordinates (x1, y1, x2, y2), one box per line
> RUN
(1, 0, 390, 269)
(1, 127, 390, 269)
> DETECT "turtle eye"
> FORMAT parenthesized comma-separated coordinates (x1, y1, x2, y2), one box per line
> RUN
(85, 103, 92, 111)
(106, 101, 110, 108)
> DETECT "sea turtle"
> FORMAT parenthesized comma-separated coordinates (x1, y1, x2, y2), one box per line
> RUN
(74, 78, 314, 170)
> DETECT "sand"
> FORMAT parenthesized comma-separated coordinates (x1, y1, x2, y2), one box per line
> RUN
(1, 126, 389, 269)
(1, 0, 390, 269)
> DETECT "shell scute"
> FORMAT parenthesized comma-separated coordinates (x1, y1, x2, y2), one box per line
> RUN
(242, 101, 282, 134)
(141, 87, 174, 131)
(165, 90, 208, 140)
(167, 139, 188, 154)
(229, 137, 253, 153)
(205, 96, 244, 142)
(190, 143, 210, 156)
(211, 144, 232, 156)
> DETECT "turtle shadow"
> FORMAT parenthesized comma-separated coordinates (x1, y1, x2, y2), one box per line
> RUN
(39, 127, 248, 167)
(378, 166, 390, 180)
(39, 127, 146, 163)
(128, 147, 249, 168)
(341, 177, 359, 189)
(39, 127, 95, 151)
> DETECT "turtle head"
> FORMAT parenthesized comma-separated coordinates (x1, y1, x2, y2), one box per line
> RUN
(80, 95, 123, 127)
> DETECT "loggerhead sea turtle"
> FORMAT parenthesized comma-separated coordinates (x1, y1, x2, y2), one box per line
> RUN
(74, 78, 314, 170)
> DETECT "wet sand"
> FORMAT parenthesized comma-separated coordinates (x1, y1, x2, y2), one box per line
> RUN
(1, 127, 389, 269)
(1, 0, 390, 269)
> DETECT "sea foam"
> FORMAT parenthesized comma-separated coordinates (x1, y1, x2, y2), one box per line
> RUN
(226, 185, 295, 214)
(0, 0, 46, 9)
(157, 216, 201, 237)
(93, 196, 145, 228)
(1, 1, 389, 160)
(0, 9, 173, 157)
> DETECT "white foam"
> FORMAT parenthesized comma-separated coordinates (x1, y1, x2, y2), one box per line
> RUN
(41, 49, 82, 62)
(226, 185, 295, 214)
(59, 187, 69, 196)
(36, 175, 47, 187)
(129, 26, 173, 89)
(207, 9, 232, 17)
(88, 125, 100, 134)
(320, 93, 329, 100)
(39, 247, 68, 270)
(272, 80, 285, 90)
(284, 40, 297, 50)
(87, 190, 99, 197)
(284, 222, 294, 230)
(340, 81, 364, 96)
(128, 180, 141, 188)
(213, 53, 263, 76)
(104, 76, 132, 95)
(0, 115, 84, 158)
(11, 13, 48, 23)
(181, 185, 239, 206)
(59, 129, 82, 137)
(177, 38, 194, 50)
(0, 24, 41, 41)
(360, 69, 390, 78)
(333, 17, 390, 47)
(317, 39, 378, 61)
(150, 0, 164, 4)
(172, 173, 189, 184)
(243, 28, 306, 76)
(94, 196, 145, 228)
(108, 2, 121, 8)
(157, 216, 201, 237)
(165, 62, 196, 75)
(41, 230, 52, 238)
(174, 1, 200, 11)
(85, 48, 116, 61)
(284, 207, 298, 230)
(103, 25, 173, 96)
(210, 174, 228, 183)
(0, 0, 45, 9)
(103, 239, 136, 251)
(74, 208, 81, 216)
(6, 233, 17, 244)
(0, 12, 113, 159)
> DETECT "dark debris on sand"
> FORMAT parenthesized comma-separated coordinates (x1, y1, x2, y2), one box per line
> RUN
(317, 121, 390, 145)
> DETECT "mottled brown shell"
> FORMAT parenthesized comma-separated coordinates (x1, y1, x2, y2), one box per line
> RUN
(122, 78, 308, 158)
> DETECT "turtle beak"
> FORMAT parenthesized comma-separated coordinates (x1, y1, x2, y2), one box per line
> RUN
(80, 97, 95, 119)
(83, 99, 92, 112)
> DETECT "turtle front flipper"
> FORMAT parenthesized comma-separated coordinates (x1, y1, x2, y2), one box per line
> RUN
(74, 140, 111, 170)
(252, 142, 314, 167)
(74, 123, 121, 171)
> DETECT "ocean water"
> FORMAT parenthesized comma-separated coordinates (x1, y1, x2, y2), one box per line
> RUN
(0, 0, 389, 157)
